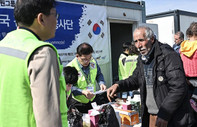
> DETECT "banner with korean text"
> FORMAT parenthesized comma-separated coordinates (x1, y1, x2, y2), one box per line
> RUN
(0, 0, 16, 39)
(0, 0, 109, 66)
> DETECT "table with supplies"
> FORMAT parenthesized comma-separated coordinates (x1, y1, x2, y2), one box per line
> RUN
(81, 95, 141, 127)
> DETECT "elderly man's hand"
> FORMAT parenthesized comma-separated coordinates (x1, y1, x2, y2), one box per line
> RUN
(100, 84, 106, 91)
(82, 90, 94, 99)
(107, 84, 119, 102)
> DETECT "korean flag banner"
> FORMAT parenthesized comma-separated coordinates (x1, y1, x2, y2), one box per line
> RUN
(0, 0, 109, 66)
(49, 1, 109, 66)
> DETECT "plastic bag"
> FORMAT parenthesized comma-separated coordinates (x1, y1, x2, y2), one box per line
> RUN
(98, 104, 120, 127)
(67, 107, 83, 127)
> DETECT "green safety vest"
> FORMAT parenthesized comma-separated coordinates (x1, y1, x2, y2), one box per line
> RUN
(118, 53, 138, 80)
(0, 29, 68, 127)
(67, 58, 97, 103)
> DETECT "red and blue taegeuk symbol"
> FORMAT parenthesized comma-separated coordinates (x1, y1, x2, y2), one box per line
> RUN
(93, 23, 101, 35)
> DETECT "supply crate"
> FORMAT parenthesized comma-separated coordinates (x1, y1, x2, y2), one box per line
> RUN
(115, 109, 139, 126)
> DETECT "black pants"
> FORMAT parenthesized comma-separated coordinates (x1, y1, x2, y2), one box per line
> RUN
(67, 92, 110, 113)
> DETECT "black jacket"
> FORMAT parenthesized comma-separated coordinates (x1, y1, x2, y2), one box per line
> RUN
(116, 40, 195, 127)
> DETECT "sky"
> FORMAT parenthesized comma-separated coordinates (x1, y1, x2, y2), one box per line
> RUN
(133, 0, 197, 15)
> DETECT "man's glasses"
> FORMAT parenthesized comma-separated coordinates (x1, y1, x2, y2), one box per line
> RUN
(49, 12, 59, 19)
(80, 56, 92, 63)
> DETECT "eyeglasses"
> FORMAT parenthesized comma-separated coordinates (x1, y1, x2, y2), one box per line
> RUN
(80, 56, 92, 63)
(49, 12, 59, 19)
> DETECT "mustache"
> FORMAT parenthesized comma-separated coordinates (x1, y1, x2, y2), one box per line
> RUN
(138, 48, 146, 52)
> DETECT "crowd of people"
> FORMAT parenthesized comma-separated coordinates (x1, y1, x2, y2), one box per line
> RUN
(0, 0, 197, 127)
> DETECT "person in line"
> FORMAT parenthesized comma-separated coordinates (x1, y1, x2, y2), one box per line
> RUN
(118, 42, 139, 98)
(0, 0, 68, 127)
(180, 22, 197, 114)
(173, 31, 184, 53)
(67, 42, 109, 113)
(107, 26, 195, 127)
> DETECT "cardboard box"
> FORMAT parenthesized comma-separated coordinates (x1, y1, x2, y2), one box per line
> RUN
(115, 109, 139, 126)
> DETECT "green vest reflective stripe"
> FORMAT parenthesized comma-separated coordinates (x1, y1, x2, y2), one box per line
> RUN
(118, 53, 138, 80)
(0, 29, 68, 127)
(67, 58, 97, 103)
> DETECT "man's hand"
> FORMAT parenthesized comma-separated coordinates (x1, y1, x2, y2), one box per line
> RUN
(155, 117, 168, 127)
(107, 84, 119, 102)
(100, 84, 106, 91)
(82, 90, 94, 99)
